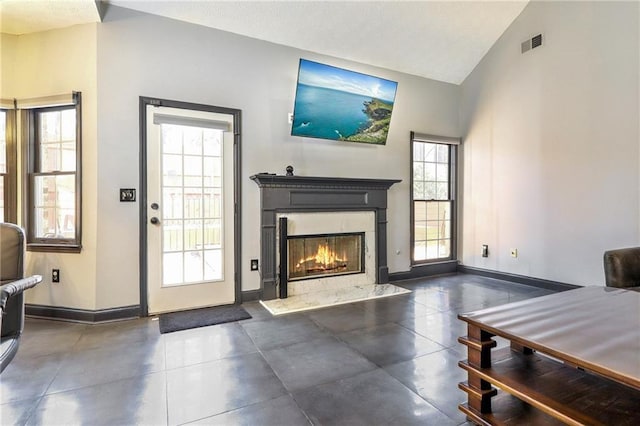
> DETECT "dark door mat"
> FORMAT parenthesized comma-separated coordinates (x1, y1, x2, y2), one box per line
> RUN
(159, 305, 252, 334)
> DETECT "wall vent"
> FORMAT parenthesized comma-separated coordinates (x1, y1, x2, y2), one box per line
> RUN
(521, 33, 543, 54)
(531, 34, 543, 49)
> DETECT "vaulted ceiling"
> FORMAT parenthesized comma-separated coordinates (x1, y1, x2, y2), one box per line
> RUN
(1, 0, 528, 84)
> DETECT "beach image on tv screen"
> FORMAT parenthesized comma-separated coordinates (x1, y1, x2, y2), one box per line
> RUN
(291, 59, 398, 145)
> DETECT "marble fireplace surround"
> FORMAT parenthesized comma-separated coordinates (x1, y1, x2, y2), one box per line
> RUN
(277, 211, 377, 297)
(250, 174, 401, 301)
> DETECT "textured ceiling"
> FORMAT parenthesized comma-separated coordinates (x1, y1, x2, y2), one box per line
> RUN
(0, 0, 101, 35)
(1, 0, 529, 85)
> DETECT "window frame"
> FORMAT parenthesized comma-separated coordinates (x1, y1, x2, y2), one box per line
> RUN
(1, 106, 18, 223)
(410, 132, 459, 265)
(22, 93, 82, 252)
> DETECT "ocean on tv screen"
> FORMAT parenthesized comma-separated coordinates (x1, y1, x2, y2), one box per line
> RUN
(292, 83, 395, 144)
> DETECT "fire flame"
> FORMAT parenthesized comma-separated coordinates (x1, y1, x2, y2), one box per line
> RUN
(295, 244, 345, 270)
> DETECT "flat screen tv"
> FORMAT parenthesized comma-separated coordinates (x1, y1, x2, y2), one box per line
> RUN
(291, 59, 398, 145)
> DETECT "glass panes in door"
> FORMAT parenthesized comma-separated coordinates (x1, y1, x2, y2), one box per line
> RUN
(161, 124, 224, 286)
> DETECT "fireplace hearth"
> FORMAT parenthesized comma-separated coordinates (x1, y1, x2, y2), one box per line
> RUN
(277, 213, 374, 299)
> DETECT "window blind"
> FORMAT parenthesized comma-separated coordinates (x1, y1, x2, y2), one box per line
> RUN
(15, 92, 78, 110)
(153, 113, 231, 131)
(411, 132, 460, 145)
(0, 98, 15, 110)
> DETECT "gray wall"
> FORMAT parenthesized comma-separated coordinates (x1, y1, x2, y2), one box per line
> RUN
(460, 1, 639, 286)
(14, 1, 634, 311)
(96, 6, 460, 308)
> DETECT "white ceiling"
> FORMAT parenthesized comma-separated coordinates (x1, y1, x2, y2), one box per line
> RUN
(0, 0, 101, 35)
(1, 0, 529, 85)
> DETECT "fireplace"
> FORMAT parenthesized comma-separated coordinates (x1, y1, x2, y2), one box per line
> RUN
(277, 212, 375, 298)
(251, 174, 401, 300)
(288, 232, 365, 281)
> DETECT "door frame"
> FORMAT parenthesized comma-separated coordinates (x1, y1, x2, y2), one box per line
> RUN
(139, 96, 242, 316)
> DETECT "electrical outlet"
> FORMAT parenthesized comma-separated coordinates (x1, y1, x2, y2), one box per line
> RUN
(482, 245, 488, 258)
(52, 269, 60, 283)
(510, 248, 518, 258)
(250, 259, 259, 271)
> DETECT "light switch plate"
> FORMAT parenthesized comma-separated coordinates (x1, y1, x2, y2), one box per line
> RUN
(120, 188, 136, 202)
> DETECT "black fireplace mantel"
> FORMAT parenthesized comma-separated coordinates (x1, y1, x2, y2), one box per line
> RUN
(250, 174, 401, 300)
(250, 174, 401, 190)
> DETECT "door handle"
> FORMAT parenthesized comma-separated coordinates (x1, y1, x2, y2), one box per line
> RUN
(150, 217, 160, 225)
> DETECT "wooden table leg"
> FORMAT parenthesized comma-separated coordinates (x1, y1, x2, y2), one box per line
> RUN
(459, 324, 498, 415)
(511, 341, 534, 354)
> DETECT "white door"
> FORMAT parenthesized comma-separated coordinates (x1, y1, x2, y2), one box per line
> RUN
(146, 105, 235, 314)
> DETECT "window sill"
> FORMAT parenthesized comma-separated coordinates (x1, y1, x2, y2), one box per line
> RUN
(411, 258, 457, 267)
(27, 244, 82, 254)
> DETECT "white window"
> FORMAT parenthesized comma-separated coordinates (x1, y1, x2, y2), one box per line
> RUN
(411, 133, 459, 263)
(0, 103, 17, 223)
(21, 93, 82, 252)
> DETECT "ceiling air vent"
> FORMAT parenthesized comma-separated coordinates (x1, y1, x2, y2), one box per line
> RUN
(521, 34, 543, 54)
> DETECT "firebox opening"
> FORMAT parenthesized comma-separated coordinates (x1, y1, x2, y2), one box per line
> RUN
(287, 232, 365, 281)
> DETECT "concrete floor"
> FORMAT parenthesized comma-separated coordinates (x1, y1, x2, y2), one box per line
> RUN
(0, 273, 555, 425)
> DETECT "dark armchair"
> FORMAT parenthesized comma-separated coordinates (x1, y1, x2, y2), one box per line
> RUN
(603, 247, 640, 289)
(1, 223, 42, 373)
